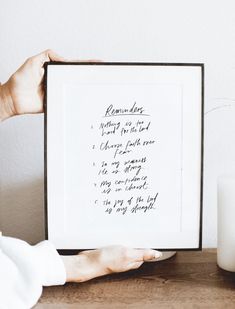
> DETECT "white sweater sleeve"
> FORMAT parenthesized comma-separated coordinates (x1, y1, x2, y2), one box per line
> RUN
(0, 234, 66, 309)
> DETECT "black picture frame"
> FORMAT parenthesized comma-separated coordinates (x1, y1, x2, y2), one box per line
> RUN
(44, 62, 204, 254)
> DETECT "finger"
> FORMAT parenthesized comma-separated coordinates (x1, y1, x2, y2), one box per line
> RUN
(31, 49, 67, 66)
(46, 49, 67, 62)
(69, 59, 103, 63)
(128, 261, 143, 270)
(129, 248, 162, 262)
(142, 249, 162, 261)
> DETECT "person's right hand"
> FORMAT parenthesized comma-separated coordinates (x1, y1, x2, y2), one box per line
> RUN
(0, 50, 65, 118)
(0, 49, 100, 120)
(61, 245, 162, 282)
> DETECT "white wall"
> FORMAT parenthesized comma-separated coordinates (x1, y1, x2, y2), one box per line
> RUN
(1, 0, 235, 247)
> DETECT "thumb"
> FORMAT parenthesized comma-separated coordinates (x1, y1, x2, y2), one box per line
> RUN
(46, 49, 67, 62)
(33, 49, 67, 66)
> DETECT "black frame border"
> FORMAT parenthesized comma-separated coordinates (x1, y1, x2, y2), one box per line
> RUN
(44, 62, 204, 254)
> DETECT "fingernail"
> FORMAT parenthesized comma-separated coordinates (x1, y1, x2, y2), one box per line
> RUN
(154, 251, 162, 259)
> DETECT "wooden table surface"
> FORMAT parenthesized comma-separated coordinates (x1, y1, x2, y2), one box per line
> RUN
(36, 249, 235, 309)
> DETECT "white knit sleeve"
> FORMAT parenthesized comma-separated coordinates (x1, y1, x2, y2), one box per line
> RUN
(0, 235, 66, 309)
(33, 240, 66, 286)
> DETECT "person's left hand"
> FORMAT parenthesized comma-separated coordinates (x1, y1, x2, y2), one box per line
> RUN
(61, 245, 162, 282)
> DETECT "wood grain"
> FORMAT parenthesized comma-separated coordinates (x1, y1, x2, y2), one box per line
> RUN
(36, 250, 235, 309)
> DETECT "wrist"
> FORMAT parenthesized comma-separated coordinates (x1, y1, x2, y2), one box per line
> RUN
(0, 82, 15, 120)
(61, 255, 88, 283)
(61, 253, 109, 283)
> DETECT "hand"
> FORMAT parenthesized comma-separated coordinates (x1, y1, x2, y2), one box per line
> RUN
(0, 50, 102, 120)
(0, 49, 65, 120)
(61, 245, 162, 283)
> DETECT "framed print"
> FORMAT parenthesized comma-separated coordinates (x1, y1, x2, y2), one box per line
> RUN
(45, 62, 204, 251)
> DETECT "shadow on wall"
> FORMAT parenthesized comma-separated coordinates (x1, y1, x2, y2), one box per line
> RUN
(0, 178, 45, 244)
